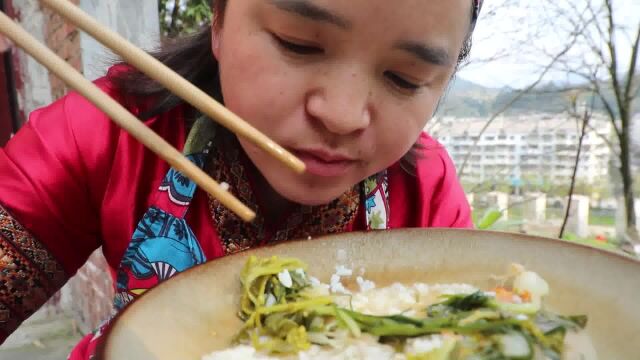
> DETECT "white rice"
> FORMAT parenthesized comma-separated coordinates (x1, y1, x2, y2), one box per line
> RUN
(356, 276, 375, 293)
(405, 335, 446, 354)
(334, 265, 353, 277)
(203, 336, 401, 360)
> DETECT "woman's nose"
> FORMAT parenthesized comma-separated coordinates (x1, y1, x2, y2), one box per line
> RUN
(305, 69, 372, 136)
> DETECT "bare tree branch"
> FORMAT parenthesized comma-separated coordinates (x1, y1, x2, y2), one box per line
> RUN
(604, 0, 627, 118)
(560, 98, 594, 238)
(458, 32, 582, 177)
(594, 83, 624, 139)
(623, 22, 640, 103)
(586, 122, 621, 157)
(169, 0, 182, 37)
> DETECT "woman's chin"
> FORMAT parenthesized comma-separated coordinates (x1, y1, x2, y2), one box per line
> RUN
(269, 181, 353, 207)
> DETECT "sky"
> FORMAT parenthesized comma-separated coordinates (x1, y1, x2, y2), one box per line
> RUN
(458, 0, 640, 88)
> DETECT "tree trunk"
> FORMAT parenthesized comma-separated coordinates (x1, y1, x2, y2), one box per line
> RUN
(560, 107, 590, 239)
(169, 0, 182, 37)
(619, 112, 639, 243)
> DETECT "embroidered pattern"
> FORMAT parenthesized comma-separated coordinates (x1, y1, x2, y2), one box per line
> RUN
(0, 204, 67, 338)
(207, 141, 361, 255)
(363, 171, 390, 230)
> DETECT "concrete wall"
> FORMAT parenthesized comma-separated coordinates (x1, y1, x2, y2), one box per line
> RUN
(79, 0, 160, 80)
(8, 0, 53, 118)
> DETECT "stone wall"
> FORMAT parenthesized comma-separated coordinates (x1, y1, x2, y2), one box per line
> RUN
(43, 0, 82, 100)
(64, 250, 115, 333)
(5, 0, 53, 121)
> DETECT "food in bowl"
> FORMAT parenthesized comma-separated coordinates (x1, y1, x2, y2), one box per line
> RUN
(203, 256, 589, 360)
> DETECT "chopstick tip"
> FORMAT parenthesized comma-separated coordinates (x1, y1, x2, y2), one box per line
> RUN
(241, 210, 257, 223)
(292, 159, 306, 174)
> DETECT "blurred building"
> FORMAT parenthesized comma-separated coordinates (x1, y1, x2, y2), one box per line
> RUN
(431, 113, 614, 185)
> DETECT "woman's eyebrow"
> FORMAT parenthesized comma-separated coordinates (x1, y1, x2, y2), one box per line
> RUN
(268, 0, 351, 29)
(395, 41, 453, 67)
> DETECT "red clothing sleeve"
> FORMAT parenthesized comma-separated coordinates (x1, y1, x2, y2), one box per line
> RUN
(388, 132, 473, 229)
(0, 77, 123, 341)
(0, 68, 191, 342)
(422, 143, 473, 228)
(0, 79, 124, 273)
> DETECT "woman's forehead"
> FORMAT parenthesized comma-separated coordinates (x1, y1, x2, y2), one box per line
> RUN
(260, 0, 484, 25)
(260, 0, 475, 33)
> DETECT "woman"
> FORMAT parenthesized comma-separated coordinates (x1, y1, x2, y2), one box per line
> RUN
(0, 0, 482, 358)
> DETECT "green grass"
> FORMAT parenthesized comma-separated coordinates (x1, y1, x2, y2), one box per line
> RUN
(561, 233, 620, 252)
(471, 207, 523, 225)
(471, 206, 626, 255)
(546, 207, 564, 219)
(473, 206, 616, 227)
(589, 213, 615, 226)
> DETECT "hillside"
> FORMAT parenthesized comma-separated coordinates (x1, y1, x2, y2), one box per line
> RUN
(437, 75, 640, 118)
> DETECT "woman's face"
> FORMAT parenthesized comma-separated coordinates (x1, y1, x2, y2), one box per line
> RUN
(213, 0, 470, 205)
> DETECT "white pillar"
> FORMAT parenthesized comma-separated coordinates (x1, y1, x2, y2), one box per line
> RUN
(524, 192, 546, 223)
(633, 198, 640, 231)
(466, 193, 475, 209)
(487, 192, 509, 220)
(615, 198, 640, 239)
(615, 197, 626, 240)
(566, 195, 590, 238)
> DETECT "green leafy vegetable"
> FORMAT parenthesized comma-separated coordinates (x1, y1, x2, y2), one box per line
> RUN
(234, 256, 334, 354)
(428, 292, 491, 317)
(231, 256, 588, 359)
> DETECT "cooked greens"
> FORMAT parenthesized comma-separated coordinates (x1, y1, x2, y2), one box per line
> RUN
(235, 256, 336, 353)
(231, 256, 588, 359)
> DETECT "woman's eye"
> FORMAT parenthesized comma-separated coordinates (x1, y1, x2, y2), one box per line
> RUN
(273, 34, 323, 55)
(384, 71, 421, 92)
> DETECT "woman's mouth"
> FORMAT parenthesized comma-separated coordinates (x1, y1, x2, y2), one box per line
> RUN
(291, 148, 358, 177)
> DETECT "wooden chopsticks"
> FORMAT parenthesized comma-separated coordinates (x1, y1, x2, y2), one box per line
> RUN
(0, 10, 265, 221)
(40, 0, 305, 175)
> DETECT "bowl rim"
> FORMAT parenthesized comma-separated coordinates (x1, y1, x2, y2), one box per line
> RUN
(93, 228, 640, 359)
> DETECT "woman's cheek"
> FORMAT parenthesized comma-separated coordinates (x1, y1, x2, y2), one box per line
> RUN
(378, 111, 424, 156)
(366, 132, 411, 174)
(221, 53, 286, 129)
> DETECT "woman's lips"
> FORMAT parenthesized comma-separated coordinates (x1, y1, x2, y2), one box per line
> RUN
(292, 149, 357, 177)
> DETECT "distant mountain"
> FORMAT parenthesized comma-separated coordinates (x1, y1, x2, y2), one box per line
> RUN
(436, 77, 501, 117)
(448, 77, 500, 95)
(436, 75, 640, 118)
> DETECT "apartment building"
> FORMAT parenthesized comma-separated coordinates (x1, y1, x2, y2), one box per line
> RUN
(430, 114, 613, 185)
